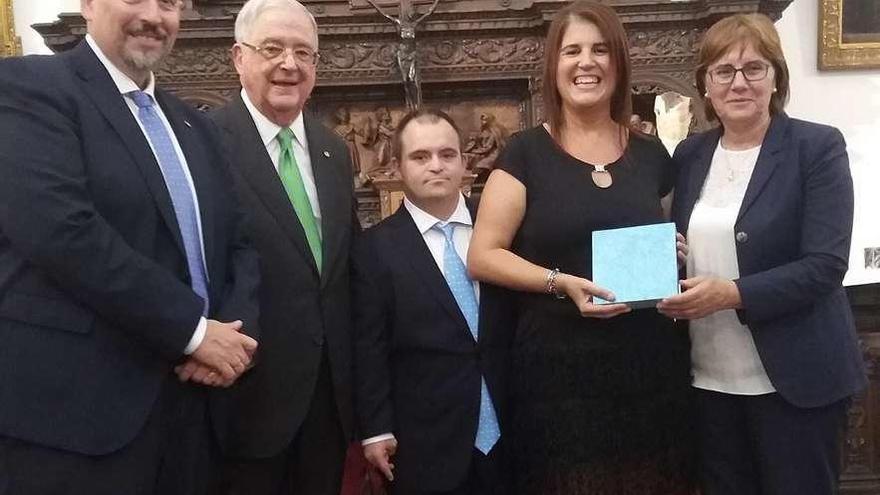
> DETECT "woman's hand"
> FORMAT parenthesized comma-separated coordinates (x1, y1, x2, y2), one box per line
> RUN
(656, 276, 741, 320)
(557, 273, 631, 319)
(676, 232, 688, 269)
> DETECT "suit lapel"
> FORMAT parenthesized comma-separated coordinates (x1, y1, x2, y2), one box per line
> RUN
(68, 42, 186, 256)
(390, 208, 470, 332)
(464, 197, 487, 344)
(304, 116, 349, 288)
(679, 128, 720, 232)
(221, 96, 319, 278)
(736, 114, 788, 223)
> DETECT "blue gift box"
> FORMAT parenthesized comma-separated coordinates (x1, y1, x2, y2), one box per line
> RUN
(591, 222, 679, 309)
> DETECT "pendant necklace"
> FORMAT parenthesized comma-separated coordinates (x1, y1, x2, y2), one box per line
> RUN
(591, 164, 613, 189)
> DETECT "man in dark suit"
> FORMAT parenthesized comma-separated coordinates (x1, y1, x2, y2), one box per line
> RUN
(208, 0, 358, 493)
(0, 0, 260, 494)
(352, 109, 511, 495)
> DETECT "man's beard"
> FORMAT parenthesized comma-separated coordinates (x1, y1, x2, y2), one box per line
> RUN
(121, 42, 171, 72)
(121, 23, 173, 72)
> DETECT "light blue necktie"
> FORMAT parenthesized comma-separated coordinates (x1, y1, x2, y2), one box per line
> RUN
(437, 223, 500, 454)
(129, 90, 209, 315)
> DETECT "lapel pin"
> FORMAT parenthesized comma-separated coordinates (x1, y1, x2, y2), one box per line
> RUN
(184, 120, 192, 128)
(323, 150, 331, 158)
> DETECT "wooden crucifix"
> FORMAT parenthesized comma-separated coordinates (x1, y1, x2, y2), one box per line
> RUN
(364, 0, 442, 110)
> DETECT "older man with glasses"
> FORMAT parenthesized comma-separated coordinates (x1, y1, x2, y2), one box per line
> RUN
(0, 0, 261, 493)
(208, 0, 359, 494)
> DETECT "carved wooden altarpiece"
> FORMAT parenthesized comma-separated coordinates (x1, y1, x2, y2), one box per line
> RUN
(35, 2, 880, 493)
(36, 0, 797, 224)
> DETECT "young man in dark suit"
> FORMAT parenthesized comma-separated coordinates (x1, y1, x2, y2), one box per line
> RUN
(352, 109, 511, 495)
(208, 0, 359, 493)
(0, 0, 259, 493)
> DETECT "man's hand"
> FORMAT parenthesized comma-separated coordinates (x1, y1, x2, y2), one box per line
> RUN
(191, 320, 257, 381)
(363, 438, 397, 482)
(174, 359, 236, 387)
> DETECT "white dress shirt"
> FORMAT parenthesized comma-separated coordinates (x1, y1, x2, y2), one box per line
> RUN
(85, 35, 206, 354)
(239, 89, 322, 236)
(362, 194, 478, 446)
(688, 142, 775, 395)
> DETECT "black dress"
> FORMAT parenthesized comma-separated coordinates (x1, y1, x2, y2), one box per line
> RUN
(498, 126, 695, 495)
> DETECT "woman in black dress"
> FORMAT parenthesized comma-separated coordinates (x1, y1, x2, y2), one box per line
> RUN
(467, 2, 694, 493)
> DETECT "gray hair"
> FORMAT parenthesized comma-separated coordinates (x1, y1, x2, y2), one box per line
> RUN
(234, 0, 318, 46)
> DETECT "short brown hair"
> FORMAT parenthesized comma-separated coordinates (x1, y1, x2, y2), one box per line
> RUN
(391, 108, 463, 160)
(542, 1, 632, 139)
(695, 13, 790, 121)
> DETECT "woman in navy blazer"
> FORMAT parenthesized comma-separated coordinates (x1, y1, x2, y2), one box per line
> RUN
(657, 14, 866, 495)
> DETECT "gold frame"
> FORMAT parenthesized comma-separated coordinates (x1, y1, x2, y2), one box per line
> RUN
(0, 0, 21, 57)
(819, 0, 880, 70)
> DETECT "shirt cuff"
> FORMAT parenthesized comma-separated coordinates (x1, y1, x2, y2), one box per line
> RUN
(362, 433, 395, 446)
(183, 317, 207, 355)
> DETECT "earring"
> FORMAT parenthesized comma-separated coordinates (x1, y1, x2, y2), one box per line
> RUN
(704, 91, 708, 97)
(772, 87, 778, 93)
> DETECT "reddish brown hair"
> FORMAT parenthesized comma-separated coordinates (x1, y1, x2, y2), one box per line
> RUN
(696, 13, 790, 121)
(542, 1, 632, 139)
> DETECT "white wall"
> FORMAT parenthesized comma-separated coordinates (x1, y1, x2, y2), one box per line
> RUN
(776, 1, 880, 286)
(13, 0, 79, 55)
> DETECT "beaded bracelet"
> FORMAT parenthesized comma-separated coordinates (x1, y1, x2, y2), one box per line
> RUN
(545, 268, 567, 299)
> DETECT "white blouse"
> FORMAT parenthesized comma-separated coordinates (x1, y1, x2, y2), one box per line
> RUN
(687, 142, 775, 395)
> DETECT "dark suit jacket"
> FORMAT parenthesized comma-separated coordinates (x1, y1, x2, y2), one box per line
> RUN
(210, 95, 358, 457)
(671, 113, 867, 408)
(351, 204, 512, 492)
(0, 42, 259, 455)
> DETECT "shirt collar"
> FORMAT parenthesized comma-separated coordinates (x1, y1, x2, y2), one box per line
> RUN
(403, 194, 472, 235)
(240, 89, 306, 149)
(86, 34, 156, 98)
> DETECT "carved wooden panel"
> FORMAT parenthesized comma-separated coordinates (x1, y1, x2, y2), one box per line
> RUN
(843, 285, 880, 494)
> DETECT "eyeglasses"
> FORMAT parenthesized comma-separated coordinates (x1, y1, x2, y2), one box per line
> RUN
(240, 42, 320, 65)
(121, 0, 183, 12)
(707, 61, 770, 85)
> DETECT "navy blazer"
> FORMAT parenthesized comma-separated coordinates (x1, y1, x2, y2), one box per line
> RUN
(671, 113, 866, 408)
(0, 42, 259, 455)
(351, 204, 512, 492)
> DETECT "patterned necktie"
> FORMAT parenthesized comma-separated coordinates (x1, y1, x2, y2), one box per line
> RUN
(278, 128, 322, 273)
(436, 223, 501, 454)
(128, 90, 208, 315)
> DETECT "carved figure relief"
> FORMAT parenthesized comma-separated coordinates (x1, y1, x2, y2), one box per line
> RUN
(319, 101, 518, 186)
(463, 112, 508, 180)
(329, 105, 399, 184)
(332, 107, 365, 181)
(629, 114, 657, 136)
(367, 106, 397, 179)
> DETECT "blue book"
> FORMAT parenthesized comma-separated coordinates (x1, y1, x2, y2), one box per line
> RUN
(592, 222, 679, 309)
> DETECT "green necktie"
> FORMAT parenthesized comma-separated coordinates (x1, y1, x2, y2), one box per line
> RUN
(278, 128, 322, 273)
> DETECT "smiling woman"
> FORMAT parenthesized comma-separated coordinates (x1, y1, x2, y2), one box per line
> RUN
(467, 2, 697, 493)
(0, 0, 22, 57)
(667, 13, 867, 495)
